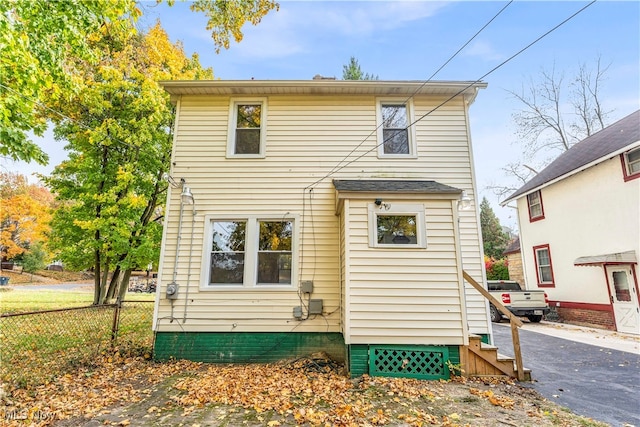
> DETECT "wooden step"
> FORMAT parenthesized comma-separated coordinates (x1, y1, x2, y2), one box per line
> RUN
(463, 335, 531, 380)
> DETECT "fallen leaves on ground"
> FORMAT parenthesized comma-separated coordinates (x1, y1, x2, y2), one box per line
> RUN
(0, 355, 608, 427)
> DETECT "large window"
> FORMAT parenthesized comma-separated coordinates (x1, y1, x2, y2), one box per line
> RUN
(622, 147, 640, 181)
(368, 203, 426, 248)
(526, 190, 544, 222)
(227, 99, 266, 157)
(377, 100, 416, 157)
(533, 244, 555, 287)
(206, 217, 295, 288)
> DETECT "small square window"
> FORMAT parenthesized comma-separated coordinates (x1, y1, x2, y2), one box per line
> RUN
(368, 204, 426, 248)
(227, 99, 266, 158)
(527, 190, 544, 222)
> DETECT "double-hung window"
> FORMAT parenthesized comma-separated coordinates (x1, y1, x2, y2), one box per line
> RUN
(622, 147, 640, 181)
(533, 244, 555, 287)
(227, 99, 266, 158)
(526, 190, 544, 222)
(376, 100, 416, 157)
(206, 216, 295, 288)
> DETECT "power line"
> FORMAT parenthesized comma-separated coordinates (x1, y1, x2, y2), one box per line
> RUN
(305, 0, 596, 190)
(315, 1, 514, 187)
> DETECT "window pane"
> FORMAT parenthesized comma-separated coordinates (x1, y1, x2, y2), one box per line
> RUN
(210, 221, 245, 284)
(612, 271, 631, 302)
(528, 192, 542, 218)
(212, 221, 245, 251)
(377, 215, 417, 244)
(235, 129, 261, 154)
(259, 221, 292, 250)
(536, 249, 549, 265)
(627, 149, 640, 174)
(210, 253, 244, 284)
(257, 253, 292, 284)
(237, 105, 261, 128)
(382, 105, 407, 128)
(383, 129, 409, 154)
(540, 266, 552, 282)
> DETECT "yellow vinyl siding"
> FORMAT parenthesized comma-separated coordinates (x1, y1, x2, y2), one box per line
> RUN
(343, 199, 465, 345)
(156, 93, 486, 335)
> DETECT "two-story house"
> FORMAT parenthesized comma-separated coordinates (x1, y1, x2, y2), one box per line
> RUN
(502, 110, 640, 335)
(152, 79, 502, 379)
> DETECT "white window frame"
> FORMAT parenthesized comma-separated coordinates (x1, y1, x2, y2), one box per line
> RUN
(527, 190, 544, 221)
(227, 98, 267, 158)
(368, 203, 426, 248)
(376, 99, 417, 158)
(201, 214, 298, 290)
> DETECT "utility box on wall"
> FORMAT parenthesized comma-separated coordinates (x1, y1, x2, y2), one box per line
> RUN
(309, 299, 323, 315)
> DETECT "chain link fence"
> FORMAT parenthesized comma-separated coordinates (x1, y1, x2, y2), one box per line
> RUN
(0, 301, 154, 387)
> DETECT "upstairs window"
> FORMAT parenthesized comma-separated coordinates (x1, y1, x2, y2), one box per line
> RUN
(622, 147, 640, 181)
(526, 190, 544, 222)
(228, 99, 266, 158)
(533, 244, 555, 287)
(377, 100, 416, 158)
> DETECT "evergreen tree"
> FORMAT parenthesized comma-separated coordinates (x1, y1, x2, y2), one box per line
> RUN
(480, 197, 509, 259)
(342, 56, 378, 80)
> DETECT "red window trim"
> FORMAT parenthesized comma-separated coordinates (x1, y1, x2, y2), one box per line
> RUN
(527, 190, 545, 222)
(620, 152, 640, 182)
(533, 244, 555, 288)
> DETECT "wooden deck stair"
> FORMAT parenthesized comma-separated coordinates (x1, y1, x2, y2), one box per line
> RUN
(463, 335, 531, 381)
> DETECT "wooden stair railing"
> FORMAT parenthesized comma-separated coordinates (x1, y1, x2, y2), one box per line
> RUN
(462, 271, 526, 381)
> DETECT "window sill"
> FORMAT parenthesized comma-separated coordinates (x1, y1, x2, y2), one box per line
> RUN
(200, 284, 296, 291)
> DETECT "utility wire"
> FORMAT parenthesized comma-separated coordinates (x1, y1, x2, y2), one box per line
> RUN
(305, 0, 596, 189)
(314, 1, 514, 187)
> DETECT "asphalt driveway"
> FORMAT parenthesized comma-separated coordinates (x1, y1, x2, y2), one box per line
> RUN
(492, 322, 640, 426)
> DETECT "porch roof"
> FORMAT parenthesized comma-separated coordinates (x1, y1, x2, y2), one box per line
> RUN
(574, 250, 637, 266)
(333, 179, 461, 194)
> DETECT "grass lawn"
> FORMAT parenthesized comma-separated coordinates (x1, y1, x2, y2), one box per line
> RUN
(0, 288, 154, 314)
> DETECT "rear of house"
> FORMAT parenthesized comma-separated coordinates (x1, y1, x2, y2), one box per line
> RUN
(152, 79, 493, 377)
(503, 110, 640, 335)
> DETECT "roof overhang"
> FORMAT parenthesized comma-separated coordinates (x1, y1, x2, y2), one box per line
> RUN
(574, 250, 637, 267)
(160, 80, 487, 104)
(333, 179, 462, 214)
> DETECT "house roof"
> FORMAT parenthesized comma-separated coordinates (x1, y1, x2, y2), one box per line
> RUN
(333, 179, 462, 194)
(503, 237, 520, 255)
(160, 79, 487, 103)
(502, 110, 640, 204)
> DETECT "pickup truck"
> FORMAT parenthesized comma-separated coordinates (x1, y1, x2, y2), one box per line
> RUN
(487, 280, 550, 323)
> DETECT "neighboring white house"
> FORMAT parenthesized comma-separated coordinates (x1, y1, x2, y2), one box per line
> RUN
(502, 110, 640, 335)
(152, 79, 497, 379)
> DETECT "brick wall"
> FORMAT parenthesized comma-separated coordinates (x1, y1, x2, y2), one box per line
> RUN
(556, 307, 616, 331)
(506, 253, 524, 286)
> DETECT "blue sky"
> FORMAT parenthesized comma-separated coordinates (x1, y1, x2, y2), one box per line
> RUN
(7, 1, 640, 229)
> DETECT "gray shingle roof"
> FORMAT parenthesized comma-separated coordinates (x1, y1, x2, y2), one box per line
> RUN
(333, 179, 461, 194)
(503, 110, 640, 204)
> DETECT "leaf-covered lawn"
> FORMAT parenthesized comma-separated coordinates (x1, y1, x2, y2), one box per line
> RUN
(0, 355, 607, 427)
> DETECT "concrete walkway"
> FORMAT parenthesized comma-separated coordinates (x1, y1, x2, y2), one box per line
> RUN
(497, 320, 640, 354)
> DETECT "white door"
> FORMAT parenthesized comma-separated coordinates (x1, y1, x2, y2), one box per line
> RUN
(606, 265, 640, 335)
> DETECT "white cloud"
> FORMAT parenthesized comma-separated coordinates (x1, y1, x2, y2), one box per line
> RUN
(463, 40, 505, 62)
(222, 1, 450, 60)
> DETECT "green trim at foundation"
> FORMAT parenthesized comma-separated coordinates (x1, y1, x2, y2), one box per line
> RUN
(479, 334, 491, 345)
(348, 344, 459, 380)
(153, 331, 346, 363)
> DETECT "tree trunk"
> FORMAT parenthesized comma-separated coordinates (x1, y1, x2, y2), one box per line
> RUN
(93, 248, 101, 305)
(98, 258, 110, 304)
(105, 265, 121, 302)
(117, 269, 132, 301)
